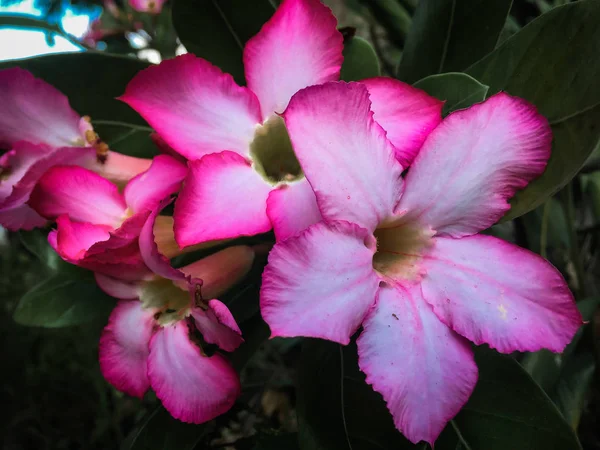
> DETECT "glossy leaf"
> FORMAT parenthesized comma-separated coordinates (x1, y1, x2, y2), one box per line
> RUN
(397, 0, 512, 83)
(413, 72, 488, 116)
(127, 406, 211, 450)
(172, 0, 275, 84)
(466, 1, 600, 220)
(340, 36, 380, 82)
(360, 0, 412, 48)
(0, 52, 155, 157)
(19, 229, 66, 272)
(13, 270, 115, 328)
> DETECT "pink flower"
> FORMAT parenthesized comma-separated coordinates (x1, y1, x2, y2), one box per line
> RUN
(98, 204, 254, 423)
(120, 0, 443, 246)
(0, 68, 153, 230)
(28, 155, 186, 280)
(260, 82, 583, 444)
(129, 0, 167, 14)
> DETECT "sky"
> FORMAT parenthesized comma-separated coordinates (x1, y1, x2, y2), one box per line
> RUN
(0, 0, 94, 61)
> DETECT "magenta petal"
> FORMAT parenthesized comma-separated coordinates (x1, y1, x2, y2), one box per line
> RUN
(0, 68, 84, 148)
(421, 234, 582, 353)
(398, 92, 552, 237)
(99, 300, 154, 398)
(191, 300, 243, 352)
(174, 151, 272, 246)
(283, 82, 403, 231)
(29, 165, 127, 227)
(260, 220, 379, 345)
(120, 54, 261, 160)
(357, 284, 478, 445)
(124, 155, 187, 214)
(0, 204, 46, 231)
(362, 77, 443, 167)
(129, 0, 167, 13)
(243, 0, 343, 119)
(53, 215, 112, 261)
(266, 178, 321, 241)
(148, 321, 241, 423)
(95, 273, 140, 299)
(0, 142, 50, 202)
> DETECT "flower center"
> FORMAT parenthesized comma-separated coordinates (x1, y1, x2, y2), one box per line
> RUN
(139, 278, 191, 326)
(372, 223, 434, 281)
(249, 115, 302, 184)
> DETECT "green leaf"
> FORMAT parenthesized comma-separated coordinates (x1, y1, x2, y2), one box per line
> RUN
(340, 36, 380, 82)
(413, 72, 488, 116)
(360, 0, 412, 48)
(13, 269, 115, 328)
(0, 52, 155, 157)
(397, 0, 512, 83)
(19, 229, 65, 272)
(172, 0, 275, 85)
(297, 339, 416, 450)
(443, 347, 582, 450)
(127, 406, 211, 450)
(466, 1, 600, 220)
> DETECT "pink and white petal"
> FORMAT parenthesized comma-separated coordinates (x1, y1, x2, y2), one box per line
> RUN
(357, 284, 478, 445)
(124, 155, 187, 214)
(0, 203, 46, 231)
(1, 146, 97, 211)
(397, 92, 552, 237)
(362, 77, 443, 167)
(120, 54, 261, 161)
(174, 151, 272, 246)
(266, 178, 321, 241)
(99, 300, 155, 398)
(148, 321, 241, 423)
(191, 300, 243, 352)
(243, 0, 343, 119)
(95, 273, 140, 300)
(260, 220, 379, 345)
(283, 82, 403, 231)
(53, 215, 112, 262)
(0, 68, 84, 148)
(28, 165, 127, 227)
(180, 246, 255, 299)
(97, 151, 153, 187)
(421, 234, 582, 353)
(0, 142, 50, 201)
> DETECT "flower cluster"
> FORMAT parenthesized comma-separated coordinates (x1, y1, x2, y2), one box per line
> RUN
(0, 0, 582, 444)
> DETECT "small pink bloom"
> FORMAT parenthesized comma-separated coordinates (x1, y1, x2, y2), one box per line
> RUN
(120, 0, 441, 247)
(28, 155, 186, 280)
(129, 0, 167, 14)
(98, 204, 255, 422)
(260, 82, 583, 444)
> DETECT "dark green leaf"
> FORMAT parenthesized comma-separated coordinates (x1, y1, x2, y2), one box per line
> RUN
(445, 347, 582, 450)
(340, 36, 380, 82)
(253, 432, 300, 450)
(466, 1, 600, 220)
(13, 269, 115, 327)
(413, 72, 488, 116)
(360, 0, 412, 48)
(172, 0, 275, 84)
(19, 229, 65, 272)
(0, 14, 78, 45)
(297, 339, 416, 450)
(397, 0, 512, 83)
(127, 406, 211, 450)
(0, 52, 155, 157)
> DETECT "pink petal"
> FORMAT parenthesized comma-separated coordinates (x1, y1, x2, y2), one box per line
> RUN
(29, 165, 127, 227)
(148, 321, 241, 423)
(0, 68, 84, 148)
(266, 178, 321, 241)
(97, 151, 153, 186)
(174, 151, 272, 246)
(0, 203, 46, 231)
(129, 0, 166, 13)
(362, 77, 443, 167)
(124, 155, 187, 214)
(283, 82, 403, 231)
(357, 284, 478, 445)
(397, 92, 552, 237)
(120, 54, 261, 161)
(243, 0, 343, 119)
(421, 234, 582, 353)
(95, 273, 140, 299)
(260, 220, 379, 345)
(99, 300, 154, 398)
(0, 142, 49, 201)
(52, 214, 112, 261)
(191, 300, 243, 352)
(180, 246, 256, 299)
